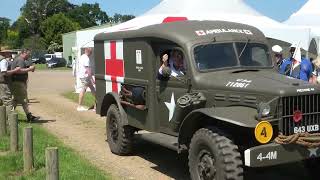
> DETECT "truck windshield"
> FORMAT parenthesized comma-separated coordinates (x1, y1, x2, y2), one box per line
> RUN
(194, 42, 272, 71)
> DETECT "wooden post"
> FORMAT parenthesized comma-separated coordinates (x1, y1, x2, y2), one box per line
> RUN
(46, 147, 59, 180)
(23, 127, 33, 172)
(0, 106, 6, 137)
(9, 113, 18, 152)
(5, 106, 12, 126)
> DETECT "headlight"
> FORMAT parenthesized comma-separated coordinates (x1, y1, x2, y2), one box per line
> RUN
(258, 102, 271, 117)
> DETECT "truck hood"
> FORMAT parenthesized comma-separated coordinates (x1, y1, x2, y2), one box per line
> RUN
(194, 69, 320, 96)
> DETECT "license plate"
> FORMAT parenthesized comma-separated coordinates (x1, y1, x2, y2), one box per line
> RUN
(294, 124, 319, 134)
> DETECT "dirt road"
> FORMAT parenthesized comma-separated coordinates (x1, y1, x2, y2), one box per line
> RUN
(26, 70, 315, 180)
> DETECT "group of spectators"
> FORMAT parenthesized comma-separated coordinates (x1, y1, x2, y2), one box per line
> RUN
(0, 49, 39, 122)
(272, 44, 320, 84)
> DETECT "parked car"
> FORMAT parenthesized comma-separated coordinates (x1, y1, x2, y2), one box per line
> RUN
(44, 54, 56, 62)
(32, 56, 46, 64)
(47, 57, 66, 68)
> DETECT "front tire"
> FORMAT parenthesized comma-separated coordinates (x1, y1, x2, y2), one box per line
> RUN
(305, 158, 320, 179)
(106, 104, 134, 155)
(188, 128, 243, 180)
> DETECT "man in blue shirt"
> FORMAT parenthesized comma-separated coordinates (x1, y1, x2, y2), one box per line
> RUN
(279, 45, 312, 81)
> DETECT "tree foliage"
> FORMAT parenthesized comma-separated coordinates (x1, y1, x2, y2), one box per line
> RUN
(111, 13, 135, 23)
(22, 35, 47, 50)
(40, 13, 80, 50)
(47, 41, 63, 53)
(67, 3, 109, 28)
(0, 17, 10, 45)
(5, 29, 20, 48)
(2, 0, 137, 50)
(21, 0, 72, 35)
(11, 16, 32, 44)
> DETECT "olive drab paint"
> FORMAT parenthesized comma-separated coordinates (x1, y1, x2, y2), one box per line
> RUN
(94, 20, 320, 172)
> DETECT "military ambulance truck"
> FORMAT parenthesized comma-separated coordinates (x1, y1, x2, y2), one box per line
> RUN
(94, 20, 320, 180)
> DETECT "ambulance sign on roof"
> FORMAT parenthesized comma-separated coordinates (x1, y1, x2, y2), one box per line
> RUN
(195, 29, 253, 36)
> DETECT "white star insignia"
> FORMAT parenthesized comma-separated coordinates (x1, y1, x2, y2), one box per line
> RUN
(308, 148, 318, 157)
(165, 93, 176, 122)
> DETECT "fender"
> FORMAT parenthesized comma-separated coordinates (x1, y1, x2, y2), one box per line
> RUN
(178, 106, 259, 145)
(100, 92, 129, 125)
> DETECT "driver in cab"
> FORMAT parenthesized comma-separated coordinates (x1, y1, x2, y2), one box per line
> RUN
(158, 49, 185, 80)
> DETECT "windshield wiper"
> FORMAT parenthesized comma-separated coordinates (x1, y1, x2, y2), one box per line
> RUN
(232, 69, 259, 73)
(238, 39, 250, 59)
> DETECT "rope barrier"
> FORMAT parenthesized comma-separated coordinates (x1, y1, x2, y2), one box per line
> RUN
(274, 133, 320, 148)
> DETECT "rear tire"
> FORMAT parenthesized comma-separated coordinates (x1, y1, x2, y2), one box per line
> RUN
(188, 128, 243, 180)
(106, 104, 134, 155)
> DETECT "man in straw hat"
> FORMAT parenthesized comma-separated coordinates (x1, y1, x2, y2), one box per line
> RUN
(0, 54, 20, 109)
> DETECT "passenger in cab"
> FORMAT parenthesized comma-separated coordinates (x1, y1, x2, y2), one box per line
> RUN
(158, 49, 185, 79)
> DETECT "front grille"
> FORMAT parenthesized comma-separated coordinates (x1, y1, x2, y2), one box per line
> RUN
(280, 95, 320, 135)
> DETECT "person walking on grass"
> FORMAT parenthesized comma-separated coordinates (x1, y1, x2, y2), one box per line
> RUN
(10, 49, 39, 121)
(77, 48, 96, 111)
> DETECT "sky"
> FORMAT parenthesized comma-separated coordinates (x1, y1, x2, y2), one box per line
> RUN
(0, 0, 308, 23)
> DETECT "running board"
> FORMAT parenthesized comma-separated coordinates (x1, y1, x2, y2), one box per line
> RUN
(137, 132, 179, 151)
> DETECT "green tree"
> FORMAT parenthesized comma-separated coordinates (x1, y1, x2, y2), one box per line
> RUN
(111, 13, 135, 23)
(20, 0, 72, 35)
(40, 13, 80, 51)
(11, 16, 32, 45)
(5, 29, 20, 48)
(47, 41, 62, 53)
(0, 17, 10, 47)
(22, 35, 47, 51)
(67, 3, 109, 28)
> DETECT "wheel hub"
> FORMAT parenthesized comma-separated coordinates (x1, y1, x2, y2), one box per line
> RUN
(197, 150, 216, 180)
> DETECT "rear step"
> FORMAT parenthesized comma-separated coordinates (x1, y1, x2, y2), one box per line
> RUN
(137, 132, 179, 151)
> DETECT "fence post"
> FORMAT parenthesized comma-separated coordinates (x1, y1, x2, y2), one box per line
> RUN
(46, 147, 59, 180)
(6, 106, 12, 126)
(10, 113, 18, 152)
(23, 127, 33, 172)
(0, 106, 6, 137)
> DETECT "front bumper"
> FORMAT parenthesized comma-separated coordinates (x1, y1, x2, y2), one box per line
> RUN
(244, 142, 320, 167)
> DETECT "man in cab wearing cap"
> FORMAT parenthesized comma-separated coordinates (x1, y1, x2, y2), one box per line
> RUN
(279, 44, 313, 82)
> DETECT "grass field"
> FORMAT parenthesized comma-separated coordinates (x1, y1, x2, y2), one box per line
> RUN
(0, 113, 110, 180)
(62, 91, 96, 108)
(35, 64, 71, 71)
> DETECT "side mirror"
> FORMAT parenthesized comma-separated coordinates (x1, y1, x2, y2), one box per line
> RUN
(162, 66, 172, 78)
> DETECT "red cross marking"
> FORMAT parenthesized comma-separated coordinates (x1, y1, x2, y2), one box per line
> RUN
(105, 41, 124, 92)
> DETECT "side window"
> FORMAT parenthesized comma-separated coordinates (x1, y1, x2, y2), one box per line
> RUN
(120, 84, 146, 110)
(157, 48, 186, 80)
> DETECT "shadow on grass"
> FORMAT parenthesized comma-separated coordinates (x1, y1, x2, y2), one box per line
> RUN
(31, 119, 56, 124)
(18, 119, 56, 124)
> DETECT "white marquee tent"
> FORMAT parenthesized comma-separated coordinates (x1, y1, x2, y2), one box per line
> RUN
(76, 0, 314, 51)
(284, 0, 320, 54)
